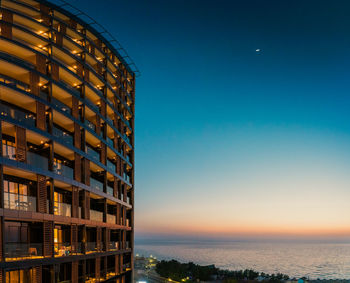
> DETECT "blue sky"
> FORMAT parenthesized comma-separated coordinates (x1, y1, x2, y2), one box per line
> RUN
(70, 0, 350, 239)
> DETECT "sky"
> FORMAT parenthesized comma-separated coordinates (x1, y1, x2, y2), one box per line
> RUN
(69, 0, 350, 240)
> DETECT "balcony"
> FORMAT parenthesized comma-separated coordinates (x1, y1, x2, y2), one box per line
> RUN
(4, 243, 43, 261)
(86, 145, 100, 162)
(86, 241, 98, 253)
(0, 73, 30, 92)
(53, 126, 73, 146)
(27, 151, 48, 171)
(90, 177, 103, 192)
(90, 209, 103, 222)
(0, 104, 36, 128)
(54, 201, 71, 217)
(107, 185, 113, 196)
(107, 159, 116, 172)
(53, 162, 74, 179)
(106, 213, 116, 224)
(123, 172, 131, 183)
(106, 137, 114, 148)
(4, 192, 36, 212)
(54, 242, 72, 257)
(108, 241, 119, 251)
(52, 97, 71, 115)
(123, 263, 131, 272)
(106, 267, 117, 279)
(85, 119, 95, 131)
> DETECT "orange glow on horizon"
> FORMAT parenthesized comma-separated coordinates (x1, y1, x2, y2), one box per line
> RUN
(136, 222, 350, 238)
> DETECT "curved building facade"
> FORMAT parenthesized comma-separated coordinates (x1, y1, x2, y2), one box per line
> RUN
(0, 0, 135, 282)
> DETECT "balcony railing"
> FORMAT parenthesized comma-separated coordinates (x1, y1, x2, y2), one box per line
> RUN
(106, 213, 116, 224)
(90, 209, 103, 222)
(106, 137, 114, 148)
(86, 145, 100, 162)
(53, 163, 74, 179)
(0, 73, 30, 92)
(52, 97, 72, 115)
(86, 241, 100, 252)
(4, 193, 36, 212)
(4, 243, 43, 260)
(108, 241, 119, 251)
(0, 104, 36, 128)
(107, 185, 113, 196)
(53, 126, 73, 146)
(54, 201, 71, 217)
(54, 242, 72, 257)
(123, 173, 131, 183)
(106, 267, 116, 279)
(27, 151, 48, 170)
(90, 177, 103, 191)
(85, 119, 95, 131)
(107, 159, 116, 172)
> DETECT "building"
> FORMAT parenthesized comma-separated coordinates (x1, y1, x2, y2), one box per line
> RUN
(0, 0, 135, 281)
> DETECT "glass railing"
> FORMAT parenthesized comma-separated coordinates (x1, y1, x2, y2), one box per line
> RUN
(90, 209, 103, 222)
(123, 173, 130, 183)
(126, 219, 130, 227)
(86, 241, 98, 252)
(106, 267, 116, 279)
(126, 242, 130, 249)
(53, 163, 74, 179)
(52, 97, 71, 114)
(90, 177, 103, 191)
(4, 193, 36, 212)
(27, 151, 48, 170)
(54, 202, 71, 217)
(107, 159, 116, 172)
(85, 119, 95, 131)
(0, 73, 30, 92)
(108, 241, 119, 251)
(107, 186, 113, 196)
(4, 243, 43, 260)
(54, 242, 72, 257)
(86, 145, 100, 162)
(127, 196, 131, 205)
(123, 263, 131, 271)
(123, 134, 130, 144)
(0, 104, 36, 128)
(106, 137, 114, 148)
(52, 126, 73, 146)
(106, 116, 113, 125)
(106, 213, 116, 224)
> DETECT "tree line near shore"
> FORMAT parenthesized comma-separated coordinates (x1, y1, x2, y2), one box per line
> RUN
(156, 259, 290, 282)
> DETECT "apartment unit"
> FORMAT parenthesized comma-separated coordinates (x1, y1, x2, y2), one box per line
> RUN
(0, 0, 135, 282)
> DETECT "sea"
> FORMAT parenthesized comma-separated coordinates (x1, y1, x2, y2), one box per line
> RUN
(135, 240, 350, 280)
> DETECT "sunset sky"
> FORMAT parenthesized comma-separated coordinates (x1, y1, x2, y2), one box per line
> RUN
(71, 0, 350, 239)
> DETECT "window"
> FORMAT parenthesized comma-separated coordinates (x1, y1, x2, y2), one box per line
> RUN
(3, 180, 35, 211)
(2, 139, 16, 160)
(6, 269, 33, 283)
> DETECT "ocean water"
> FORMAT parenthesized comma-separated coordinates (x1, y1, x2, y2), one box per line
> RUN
(135, 240, 350, 280)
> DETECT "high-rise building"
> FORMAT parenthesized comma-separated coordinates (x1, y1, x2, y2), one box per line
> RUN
(0, 0, 135, 281)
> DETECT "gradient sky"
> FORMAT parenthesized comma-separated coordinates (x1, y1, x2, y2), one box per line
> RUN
(69, 0, 350, 239)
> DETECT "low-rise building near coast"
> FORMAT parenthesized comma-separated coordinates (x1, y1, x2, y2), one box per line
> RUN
(0, 0, 136, 281)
